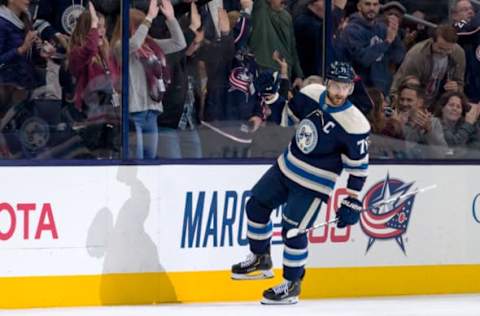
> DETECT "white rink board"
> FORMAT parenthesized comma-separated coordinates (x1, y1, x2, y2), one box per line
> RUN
(0, 164, 479, 277)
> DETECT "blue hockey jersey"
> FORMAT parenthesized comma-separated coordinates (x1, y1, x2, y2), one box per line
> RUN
(277, 84, 370, 197)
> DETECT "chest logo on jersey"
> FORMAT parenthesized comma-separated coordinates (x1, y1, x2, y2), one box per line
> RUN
(296, 119, 318, 154)
(62, 4, 85, 35)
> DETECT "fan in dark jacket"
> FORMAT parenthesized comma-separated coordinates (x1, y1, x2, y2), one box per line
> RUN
(335, 0, 405, 95)
(0, 1, 40, 89)
(294, 0, 345, 77)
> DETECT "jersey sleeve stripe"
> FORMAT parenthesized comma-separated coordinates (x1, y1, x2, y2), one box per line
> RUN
(343, 163, 368, 170)
(343, 168, 368, 177)
(341, 154, 369, 166)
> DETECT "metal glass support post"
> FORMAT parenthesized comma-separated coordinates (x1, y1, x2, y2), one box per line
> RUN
(121, 0, 130, 160)
(323, 0, 333, 79)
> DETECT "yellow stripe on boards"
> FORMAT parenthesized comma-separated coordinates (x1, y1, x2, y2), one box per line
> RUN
(0, 273, 179, 308)
(301, 265, 480, 298)
(1, 265, 480, 309)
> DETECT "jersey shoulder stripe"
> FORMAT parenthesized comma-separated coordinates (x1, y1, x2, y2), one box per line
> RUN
(299, 83, 326, 102)
(330, 105, 370, 135)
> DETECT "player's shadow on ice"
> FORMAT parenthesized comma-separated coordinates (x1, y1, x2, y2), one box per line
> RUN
(86, 166, 177, 304)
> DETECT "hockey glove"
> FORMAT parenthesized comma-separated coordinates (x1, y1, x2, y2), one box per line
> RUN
(336, 196, 363, 228)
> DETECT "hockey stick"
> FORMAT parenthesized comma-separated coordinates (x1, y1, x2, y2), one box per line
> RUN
(285, 184, 437, 239)
(200, 121, 253, 144)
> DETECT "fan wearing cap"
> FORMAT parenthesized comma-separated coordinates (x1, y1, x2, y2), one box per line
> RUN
(379, 1, 423, 50)
(381, 1, 406, 22)
(230, 61, 370, 305)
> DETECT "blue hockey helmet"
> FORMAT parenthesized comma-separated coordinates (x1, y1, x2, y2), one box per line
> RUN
(325, 61, 355, 84)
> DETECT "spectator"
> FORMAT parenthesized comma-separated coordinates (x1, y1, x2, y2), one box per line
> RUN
(434, 91, 480, 157)
(31, 0, 89, 102)
(380, 2, 429, 53)
(381, 107, 405, 140)
(111, 0, 186, 159)
(396, 83, 448, 158)
(452, 0, 480, 103)
(30, 0, 73, 104)
(157, 2, 204, 158)
(380, 1, 406, 24)
(230, 0, 253, 51)
(249, 0, 303, 87)
(68, 2, 119, 157)
(335, 0, 405, 95)
(197, 7, 234, 121)
(389, 74, 420, 106)
(367, 85, 406, 158)
(248, 51, 290, 131)
(68, 2, 113, 112)
(452, 0, 475, 22)
(391, 24, 466, 106)
(399, 0, 450, 24)
(294, 0, 346, 77)
(402, 10, 430, 50)
(123, 0, 215, 16)
(0, 0, 40, 89)
(397, 74, 421, 86)
(366, 87, 386, 134)
(197, 0, 223, 41)
(224, 0, 256, 121)
(88, 0, 216, 39)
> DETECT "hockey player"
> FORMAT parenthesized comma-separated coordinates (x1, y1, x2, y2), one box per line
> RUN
(231, 61, 370, 305)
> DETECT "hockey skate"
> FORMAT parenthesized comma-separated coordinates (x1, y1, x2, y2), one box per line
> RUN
(260, 279, 301, 305)
(231, 253, 274, 280)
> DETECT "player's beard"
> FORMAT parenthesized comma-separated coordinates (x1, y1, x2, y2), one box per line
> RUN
(326, 92, 347, 107)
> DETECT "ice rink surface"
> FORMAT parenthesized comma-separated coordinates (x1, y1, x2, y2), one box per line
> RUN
(1, 294, 479, 316)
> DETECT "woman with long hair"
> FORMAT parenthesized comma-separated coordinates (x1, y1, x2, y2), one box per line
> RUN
(434, 91, 480, 157)
(68, 2, 113, 113)
(68, 2, 119, 158)
(366, 87, 387, 134)
(111, 0, 186, 160)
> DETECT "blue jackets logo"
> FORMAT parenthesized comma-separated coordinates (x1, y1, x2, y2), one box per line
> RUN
(296, 119, 318, 154)
(360, 173, 416, 254)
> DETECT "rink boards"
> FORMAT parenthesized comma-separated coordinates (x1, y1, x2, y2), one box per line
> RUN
(0, 164, 479, 308)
